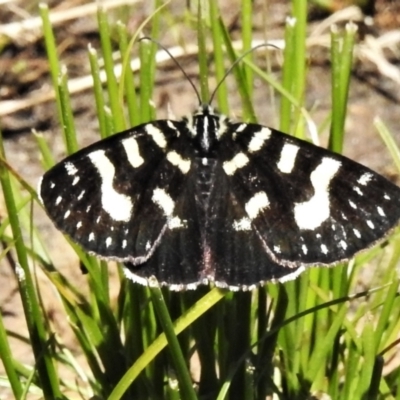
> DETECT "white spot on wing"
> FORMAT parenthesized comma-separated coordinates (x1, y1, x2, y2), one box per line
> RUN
(55, 196, 62, 205)
(65, 162, 78, 175)
(167, 121, 176, 131)
(274, 245, 281, 253)
(233, 217, 252, 231)
(223, 153, 249, 175)
(353, 186, 363, 196)
(302, 244, 308, 254)
(248, 127, 271, 153)
(321, 244, 328, 254)
(377, 206, 385, 216)
(353, 228, 361, 238)
(77, 190, 85, 200)
(76, 221, 82, 229)
(88, 150, 133, 222)
(245, 192, 270, 220)
(146, 124, 167, 148)
(340, 240, 347, 250)
(106, 237, 112, 247)
(72, 176, 80, 186)
(166, 151, 191, 174)
(122, 239, 127, 248)
(367, 220, 375, 229)
(64, 210, 70, 219)
(152, 188, 175, 216)
(122, 137, 144, 168)
(168, 217, 186, 229)
(277, 143, 300, 173)
(358, 173, 373, 186)
(236, 124, 247, 133)
(89, 232, 95, 241)
(349, 200, 357, 209)
(294, 158, 341, 230)
(384, 193, 391, 200)
(232, 124, 244, 140)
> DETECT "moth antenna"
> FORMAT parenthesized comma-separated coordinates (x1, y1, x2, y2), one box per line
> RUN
(208, 43, 279, 105)
(139, 37, 202, 106)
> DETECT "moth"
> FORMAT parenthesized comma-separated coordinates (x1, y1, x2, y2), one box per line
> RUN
(39, 102, 400, 290)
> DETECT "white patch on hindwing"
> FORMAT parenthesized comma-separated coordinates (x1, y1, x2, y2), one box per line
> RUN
(168, 216, 186, 229)
(233, 217, 252, 231)
(152, 188, 175, 217)
(245, 192, 270, 220)
(166, 151, 191, 174)
(223, 153, 249, 175)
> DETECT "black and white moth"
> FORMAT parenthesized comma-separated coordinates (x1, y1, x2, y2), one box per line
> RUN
(38, 104, 400, 290)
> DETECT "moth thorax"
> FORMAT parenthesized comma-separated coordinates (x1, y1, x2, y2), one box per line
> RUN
(193, 114, 221, 154)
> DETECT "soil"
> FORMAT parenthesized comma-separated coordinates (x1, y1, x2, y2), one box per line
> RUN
(0, 0, 399, 399)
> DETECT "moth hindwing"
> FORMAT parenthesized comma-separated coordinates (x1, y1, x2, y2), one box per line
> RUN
(39, 104, 400, 290)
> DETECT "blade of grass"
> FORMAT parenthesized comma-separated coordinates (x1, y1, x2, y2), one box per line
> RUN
(329, 22, 357, 153)
(97, 7, 126, 132)
(218, 17, 255, 122)
(0, 311, 23, 398)
(58, 67, 78, 154)
(197, 0, 210, 103)
(139, 39, 156, 123)
(290, 1, 307, 139)
(374, 117, 400, 173)
(149, 280, 197, 400)
(108, 288, 226, 400)
(88, 44, 108, 139)
(308, 304, 347, 387)
(39, 4, 63, 126)
(208, 0, 228, 112)
(241, 0, 253, 98)
(0, 126, 61, 397)
(280, 16, 297, 134)
(116, 22, 139, 127)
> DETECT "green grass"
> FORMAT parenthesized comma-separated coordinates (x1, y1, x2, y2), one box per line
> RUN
(1, 1, 400, 399)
